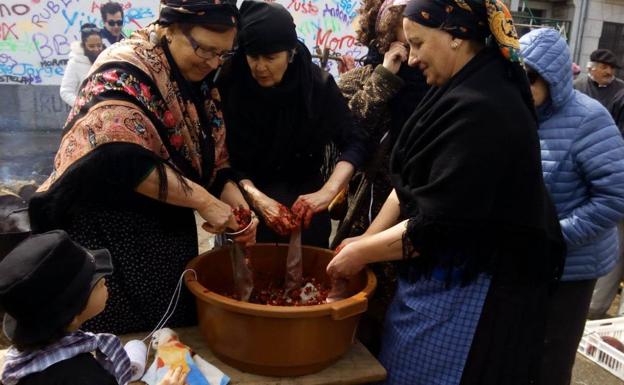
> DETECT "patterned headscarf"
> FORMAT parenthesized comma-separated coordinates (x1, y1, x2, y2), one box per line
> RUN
(158, 0, 239, 27)
(404, 0, 521, 62)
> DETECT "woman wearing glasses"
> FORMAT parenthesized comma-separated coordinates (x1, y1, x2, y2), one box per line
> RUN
(60, 23, 104, 106)
(29, 0, 257, 334)
(519, 28, 624, 385)
(219, 0, 367, 247)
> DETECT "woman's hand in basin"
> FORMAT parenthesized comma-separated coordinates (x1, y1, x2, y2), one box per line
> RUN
(232, 211, 260, 247)
(334, 235, 367, 253)
(256, 195, 299, 236)
(327, 241, 367, 279)
(328, 219, 416, 278)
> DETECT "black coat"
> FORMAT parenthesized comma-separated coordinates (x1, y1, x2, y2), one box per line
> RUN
(391, 47, 565, 284)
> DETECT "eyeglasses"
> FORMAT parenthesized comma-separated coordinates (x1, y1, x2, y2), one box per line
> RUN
(182, 30, 236, 62)
(526, 69, 540, 85)
(107, 20, 123, 27)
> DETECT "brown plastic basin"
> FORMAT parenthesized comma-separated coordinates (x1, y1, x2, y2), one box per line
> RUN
(184, 243, 376, 377)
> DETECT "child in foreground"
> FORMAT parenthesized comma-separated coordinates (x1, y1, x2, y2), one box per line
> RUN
(0, 230, 187, 385)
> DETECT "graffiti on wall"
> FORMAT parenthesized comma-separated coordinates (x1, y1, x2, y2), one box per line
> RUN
(0, 0, 364, 85)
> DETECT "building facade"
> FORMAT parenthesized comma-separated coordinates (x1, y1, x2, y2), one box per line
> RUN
(509, 0, 624, 76)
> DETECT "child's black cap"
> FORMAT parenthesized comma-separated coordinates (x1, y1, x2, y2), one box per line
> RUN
(0, 230, 113, 346)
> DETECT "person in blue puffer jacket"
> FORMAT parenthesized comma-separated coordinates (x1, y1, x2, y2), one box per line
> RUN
(520, 28, 624, 385)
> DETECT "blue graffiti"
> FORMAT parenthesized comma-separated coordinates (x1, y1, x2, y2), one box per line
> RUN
(322, 4, 351, 24)
(333, 0, 357, 20)
(0, 61, 64, 84)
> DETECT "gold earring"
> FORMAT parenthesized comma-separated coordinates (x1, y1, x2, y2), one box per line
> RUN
(451, 41, 459, 49)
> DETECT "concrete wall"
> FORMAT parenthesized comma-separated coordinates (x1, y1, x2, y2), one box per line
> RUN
(552, 0, 576, 21)
(0, 85, 69, 131)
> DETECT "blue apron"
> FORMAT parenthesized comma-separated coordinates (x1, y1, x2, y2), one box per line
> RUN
(378, 270, 491, 385)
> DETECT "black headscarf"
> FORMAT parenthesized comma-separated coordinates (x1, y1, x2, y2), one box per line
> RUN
(238, 0, 298, 55)
(157, 0, 239, 27)
(221, 0, 365, 185)
(220, 1, 319, 183)
(222, 40, 321, 183)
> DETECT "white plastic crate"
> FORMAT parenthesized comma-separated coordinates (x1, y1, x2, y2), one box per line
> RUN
(578, 316, 624, 380)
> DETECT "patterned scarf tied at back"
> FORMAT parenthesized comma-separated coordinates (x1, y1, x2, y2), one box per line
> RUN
(404, 0, 522, 63)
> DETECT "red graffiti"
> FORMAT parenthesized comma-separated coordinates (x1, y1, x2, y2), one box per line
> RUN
(1, 23, 18, 40)
(287, 0, 318, 15)
(130, 18, 142, 28)
(91, 0, 132, 13)
(315, 29, 356, 51)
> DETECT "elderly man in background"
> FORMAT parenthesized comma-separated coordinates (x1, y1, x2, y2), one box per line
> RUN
(575, 48, 624, 319)
(574, 49, 624, 132)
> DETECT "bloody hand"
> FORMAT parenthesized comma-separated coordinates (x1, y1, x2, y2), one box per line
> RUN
(261, 201, 298, 236)
(264, 204, 299, 236)
(232, 206, 252, 231)
(291, 188, 336, 229)
(228, 206, 258, 247)
(291, 200, 314, 229)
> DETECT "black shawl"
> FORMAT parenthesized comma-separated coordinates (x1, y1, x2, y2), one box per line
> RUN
(219, 42, 366, 186)
(390, 47, 565, 284)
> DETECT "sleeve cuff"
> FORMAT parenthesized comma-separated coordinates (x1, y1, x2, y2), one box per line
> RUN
(208, 167, 246, 197)
(373, 64, 405, 91)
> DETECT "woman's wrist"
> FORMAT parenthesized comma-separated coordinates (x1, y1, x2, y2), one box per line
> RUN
(239, 180, 265, 210)
(221, 181, 250, 209)
(321, 182, 341, 199)
(196, 192, 220, 212)
(347, 239, 372, 265)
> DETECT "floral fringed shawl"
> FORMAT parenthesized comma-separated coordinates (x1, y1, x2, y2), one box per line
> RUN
(39, 26, 231, 195)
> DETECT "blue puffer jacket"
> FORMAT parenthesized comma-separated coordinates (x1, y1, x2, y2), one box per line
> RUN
(520, 28, 624, 281)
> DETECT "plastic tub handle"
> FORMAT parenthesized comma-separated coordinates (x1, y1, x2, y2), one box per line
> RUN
(330, 293, 368, 320)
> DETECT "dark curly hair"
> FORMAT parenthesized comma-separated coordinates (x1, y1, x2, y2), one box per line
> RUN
(356, 0, 405, 54)
(101, 1, 124, 22)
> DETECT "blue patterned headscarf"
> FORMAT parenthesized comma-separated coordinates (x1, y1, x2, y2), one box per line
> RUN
(404, 0, 522, 62)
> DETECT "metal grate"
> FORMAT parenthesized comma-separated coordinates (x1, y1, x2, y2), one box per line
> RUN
(512, 13, 571, 40)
